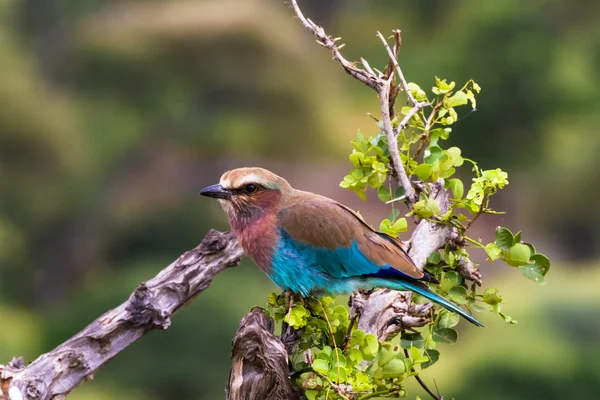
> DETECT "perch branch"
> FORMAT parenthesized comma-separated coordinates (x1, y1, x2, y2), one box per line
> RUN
(0, 230, 243, 400)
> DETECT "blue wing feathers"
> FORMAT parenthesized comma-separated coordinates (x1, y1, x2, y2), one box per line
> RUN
(272, 228, 483, 327)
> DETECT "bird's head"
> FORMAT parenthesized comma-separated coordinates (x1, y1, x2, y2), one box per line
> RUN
(200, 167, 291, 225)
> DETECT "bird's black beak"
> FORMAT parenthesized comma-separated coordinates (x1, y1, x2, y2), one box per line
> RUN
(199, 184, 232, 200)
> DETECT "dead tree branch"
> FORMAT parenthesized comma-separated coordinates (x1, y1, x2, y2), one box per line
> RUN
(290, 0, 415, 203)
(0, 230, 243, 400)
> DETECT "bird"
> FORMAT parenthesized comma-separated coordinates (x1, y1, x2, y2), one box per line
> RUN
(200, 167, 482, 327)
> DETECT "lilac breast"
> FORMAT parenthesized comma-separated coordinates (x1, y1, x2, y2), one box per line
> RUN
(232, 214, 279, 273)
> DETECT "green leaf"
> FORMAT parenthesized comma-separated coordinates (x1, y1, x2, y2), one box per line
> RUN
(484, 243, 502, 261)
(530, 253, 551, 276)
(422, 349, 440, 369)
(360, 334, 380, 360)
(525, 243, 537, 256)
(378, 343, 402, 366)
(427, 251, 442, 265)
(448, 286, 468, 305)
(447, 178, 464, 199)
(401, 332, 425, 349)
(432, 328, 458, 344)
(329, 367, 347, 383)
(379, 217, 407, 237)
(513, 231, 522, 245)
(377, 186, 391, 202)
(305, 390, 318, 400)
(424, 146, 444, 164)
(317, 346, 333, 360)
(350, 329, 366, 346)
(483, 288, 502, 305)
(414, 164, 433, 180)
(379, 219, 392, 233)
(433, 77, 456, 94)
(410, 345, 421, 361)
(312, 359, 329, 374)
(439, 167, 456, 179)
(401, 106, 415, 115)
(446, 147, 464, 166)
(468, 299, 488, 313)
(392, 218, 408, 233)
(413, 198, 440, 219)
(445, 271, 460, 287)
(443, 246, 456, 267)
(438, 311, 460, 329)
(372, 161, 387, 174)
(519, 254, 550, 284)
(345, 348, 363, 365)
(495, 227, 515, 251)
(388, 208, 400, 223)
(349, 151, 369, 167)
(381, 359, 406, 378)
(504, 243, 531, 267)
(408, 82, 428, 101)
(519, 264, 545, 284)
(445, 91, 468, 108)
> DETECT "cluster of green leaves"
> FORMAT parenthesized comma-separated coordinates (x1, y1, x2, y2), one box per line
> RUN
(265, 76, 551, 399)
(479, 227, 551, 284)
(267, 294, 438, 399)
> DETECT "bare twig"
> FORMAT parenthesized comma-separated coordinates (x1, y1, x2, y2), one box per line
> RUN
(289, 0, 380, 91)
(379, 77, 417, 202)
(0, 230, 243, 400)
(376, 31, 418, 106)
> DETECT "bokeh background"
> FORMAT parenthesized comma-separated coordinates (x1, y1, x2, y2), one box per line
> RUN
(1, 0, 599, 399)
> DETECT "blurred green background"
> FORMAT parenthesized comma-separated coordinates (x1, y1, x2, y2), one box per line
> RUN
(1, 0, 599, 399)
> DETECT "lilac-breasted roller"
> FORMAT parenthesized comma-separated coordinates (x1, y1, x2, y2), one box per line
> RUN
(200, 167, 482, 327)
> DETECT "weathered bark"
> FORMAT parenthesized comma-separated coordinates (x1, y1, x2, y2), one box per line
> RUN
(0, 230, 243, 400)
(408, 180, 458, 270)
(350, 290, 433, 341)
(226, 308, 304, 400)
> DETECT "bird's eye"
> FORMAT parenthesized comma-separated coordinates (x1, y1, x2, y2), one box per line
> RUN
(244, 184, 258, 193)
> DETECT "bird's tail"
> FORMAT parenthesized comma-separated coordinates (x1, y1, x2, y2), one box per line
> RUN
(373, 278, 484, 327)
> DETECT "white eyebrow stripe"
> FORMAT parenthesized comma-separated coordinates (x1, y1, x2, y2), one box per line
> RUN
(220, 172, 265, 189)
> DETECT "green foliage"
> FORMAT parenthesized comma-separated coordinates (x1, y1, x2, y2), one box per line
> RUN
(267, 294, 443, 399)
(339, 133, 391, 201)
(319, 74, 551, 398)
